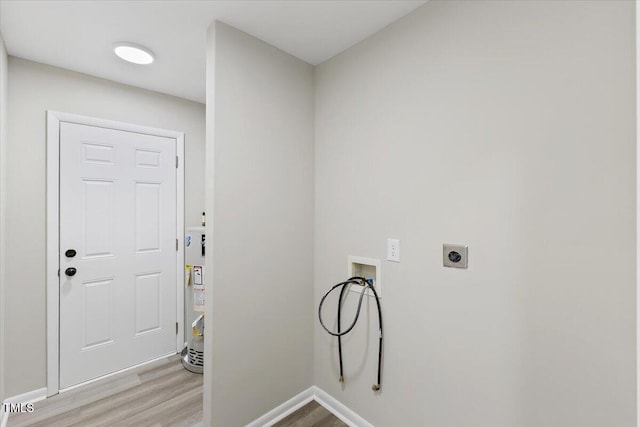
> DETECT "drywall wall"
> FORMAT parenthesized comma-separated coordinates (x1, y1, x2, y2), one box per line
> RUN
(0, 32, 8, 406)
(205, 22, 315, 426)
(314, 1, 635, 426)
(5, 58, 205, 397)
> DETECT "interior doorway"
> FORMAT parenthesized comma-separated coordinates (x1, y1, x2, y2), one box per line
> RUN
(46, 111, 185, 395)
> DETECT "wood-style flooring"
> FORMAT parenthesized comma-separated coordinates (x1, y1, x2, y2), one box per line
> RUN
(7, 355, 203, 427)
(273, 401, 347, 427)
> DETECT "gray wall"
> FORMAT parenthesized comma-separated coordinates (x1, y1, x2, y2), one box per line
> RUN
(5, 58, 205, 397)
(205, 22, 315, 427)
(314, 1, 636, 426)
(0, 32, 8, 405)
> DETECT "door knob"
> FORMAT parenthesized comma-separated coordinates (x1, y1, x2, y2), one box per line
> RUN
(65, 249, 77, 258)
(65, 267, 77, 277)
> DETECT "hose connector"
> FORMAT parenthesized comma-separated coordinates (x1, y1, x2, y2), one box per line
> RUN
(372, 384, 381, 392)
(339, 376, 344, 383)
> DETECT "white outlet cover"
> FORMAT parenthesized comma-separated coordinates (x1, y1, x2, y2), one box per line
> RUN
(387, 238, 400, 262)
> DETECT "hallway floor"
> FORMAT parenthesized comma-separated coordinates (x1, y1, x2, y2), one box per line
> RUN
(7, 355, 202, 427)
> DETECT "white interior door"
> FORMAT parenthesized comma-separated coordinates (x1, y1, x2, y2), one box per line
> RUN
(59, 122, 177, 389)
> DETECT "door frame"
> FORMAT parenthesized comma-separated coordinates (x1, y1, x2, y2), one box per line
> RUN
(636, 3, 640, 424)
(46, 111, 185, 396)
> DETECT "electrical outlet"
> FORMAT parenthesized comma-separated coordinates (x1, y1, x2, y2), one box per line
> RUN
(387, 238, 400, 262)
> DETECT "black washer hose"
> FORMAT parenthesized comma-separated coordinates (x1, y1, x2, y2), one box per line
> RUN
(337, 282, 348, 383)
(318, 276, 383, 391)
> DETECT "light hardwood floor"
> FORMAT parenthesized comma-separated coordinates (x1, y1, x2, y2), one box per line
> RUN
(273, 401, 347, 427)
(7, 355, 203, 427)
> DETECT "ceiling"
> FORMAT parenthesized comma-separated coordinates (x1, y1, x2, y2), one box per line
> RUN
(0, 0, 426, 103)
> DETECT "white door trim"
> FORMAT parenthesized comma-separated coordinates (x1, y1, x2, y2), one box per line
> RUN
(636, 2, 639, 425)
(46, 111, 185, 397)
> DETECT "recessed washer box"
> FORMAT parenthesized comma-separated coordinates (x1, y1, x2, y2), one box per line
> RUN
(347, 256, 381, 298)
(443, 244, 468, 269)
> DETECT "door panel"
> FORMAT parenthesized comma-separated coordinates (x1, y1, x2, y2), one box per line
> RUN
(135, 182, 161, 252)
(135, 272, 161, 334)
(59, 122, 177, 389)
(82, 278, 114, 349)
(83, 179, 115, 257)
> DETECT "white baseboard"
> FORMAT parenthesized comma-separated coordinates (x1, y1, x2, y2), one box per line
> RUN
(313, 386, 374, 427)
(245, 386, 372, 427)
(1, 387, 47, 427)
(246, 386, 315, 427)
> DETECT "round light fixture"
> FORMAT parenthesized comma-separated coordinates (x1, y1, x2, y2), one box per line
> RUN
(113, 42, 154, 65)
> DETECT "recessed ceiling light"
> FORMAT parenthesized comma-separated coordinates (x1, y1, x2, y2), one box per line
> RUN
(113, 42, 154, 65)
